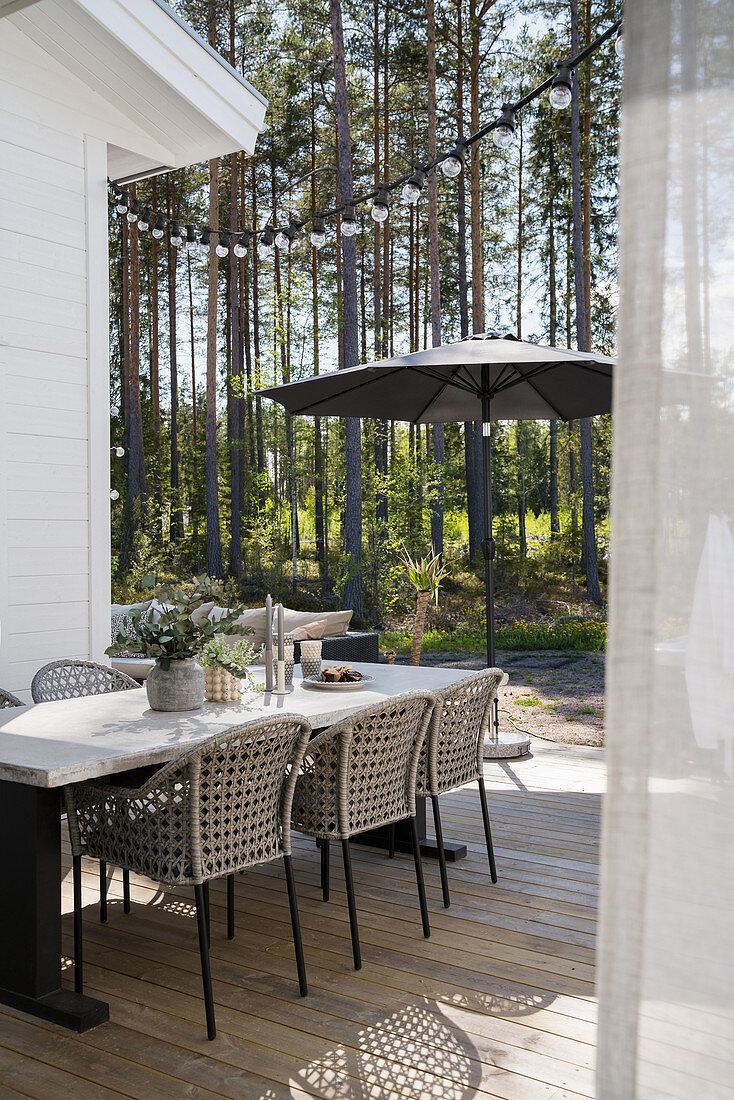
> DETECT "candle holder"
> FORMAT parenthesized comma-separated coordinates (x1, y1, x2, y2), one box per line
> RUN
(271, 658, 293, 695)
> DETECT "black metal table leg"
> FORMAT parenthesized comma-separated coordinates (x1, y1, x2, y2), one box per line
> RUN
(351, 796, 467, 861)
(0, 780, 109, 1032)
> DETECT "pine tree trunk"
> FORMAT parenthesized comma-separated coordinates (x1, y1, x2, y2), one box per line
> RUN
(570, 0, 601, 605)
(330, 0, 363, 617)
(205, 156, 224, 578)
(150, 179, 162, 518)
(410, 591, 432, 666)
(229, 152, 244, 577)
(427, 0, 444, 557)
(125, 188, 146, 539)
(187, 254, 200, 546)
(166, 182, 182, 542)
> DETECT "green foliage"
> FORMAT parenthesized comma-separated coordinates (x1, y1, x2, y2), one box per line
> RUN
(106, 575, 252, 670)
(381, 615, 606, 655)
(198, 636, 263, 693)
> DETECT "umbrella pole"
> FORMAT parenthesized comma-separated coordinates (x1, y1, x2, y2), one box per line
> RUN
(481, 388, 499, 740)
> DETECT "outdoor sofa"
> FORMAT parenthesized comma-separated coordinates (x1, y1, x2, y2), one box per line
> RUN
(109, 600, 379, 680)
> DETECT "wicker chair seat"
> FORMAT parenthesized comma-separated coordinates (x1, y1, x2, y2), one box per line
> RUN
(67, 716, 311, 886)
(291, 690, 435, 841)
(416, 668, 504, 797)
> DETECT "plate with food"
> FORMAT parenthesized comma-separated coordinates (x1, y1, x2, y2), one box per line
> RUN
(302, 666, 376, 691)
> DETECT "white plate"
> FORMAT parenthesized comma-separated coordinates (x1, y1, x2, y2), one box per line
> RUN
(302, 674, 376, 692)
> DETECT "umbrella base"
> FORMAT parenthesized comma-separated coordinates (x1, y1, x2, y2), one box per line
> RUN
(483, 730, 531, 759)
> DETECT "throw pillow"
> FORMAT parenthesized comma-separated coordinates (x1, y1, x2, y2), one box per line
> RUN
(290, 618, 327, 641)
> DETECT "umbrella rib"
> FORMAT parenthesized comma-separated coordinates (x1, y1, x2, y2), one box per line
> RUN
(286, 364, 407, 414)
(411, 365, 467, 423)
(491, 362, 557, 394)
(409, 365, 479, 395)
(521, 373, 566, 419)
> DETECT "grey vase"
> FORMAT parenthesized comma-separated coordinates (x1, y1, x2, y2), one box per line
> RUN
(146, 658, 205, 712)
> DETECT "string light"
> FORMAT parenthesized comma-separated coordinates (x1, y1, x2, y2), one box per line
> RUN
(492, 105, 516, 149)
(234, 230, 251, 257)
(110, 489, 120, 501)
(257, 226, 275, 259)
(108, 16, 621, 264)
(402, 169, 425, 204)
(310, 216, 326, 249)
(185, 224, 198, 250)
(110, 404, 119, 417)
(549, 65, 573, 110)
(111, 446, 125, 457)
(340, 205, 357, 238)
(440, 142, 466, 178)
(371, 185, 390, 223)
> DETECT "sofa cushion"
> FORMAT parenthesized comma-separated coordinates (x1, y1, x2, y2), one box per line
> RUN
(282, 606, 352, 638)
(210, 606, 268, 649)
(290, 618, 327, 641)
(111, 600, 152, 618)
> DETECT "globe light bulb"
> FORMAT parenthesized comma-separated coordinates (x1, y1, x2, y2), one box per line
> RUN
(138, 207, 153, 232)
(114, 446, 125, 457)
(110, 489, 120, 501)
(185, 225, 198, 251)
(170, 221, 183, 248)
(371, 186, 390, 223)
(492, 106, 517, 149)
(615, 32, 624, 59)
(233, 232, 250, 258)
(275, 229, 290, 251)
(116, 195, 128, 215)
(549, 83, 572, 109)
(126, 207, 138, 224)
(310, 217, 327, 249)
(258, 240, 273, 259)
(216, 243, 229, 257)
(340, 205, 358, 238)
(402, 181, 421, 204)
(110, 405, 119, 417)
(152, 215, 166, 239)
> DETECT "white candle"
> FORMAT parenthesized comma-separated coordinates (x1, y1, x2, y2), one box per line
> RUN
(265, 594, 273, 691)
(276, 658, 285, 693)
(277, 603, 284, 662)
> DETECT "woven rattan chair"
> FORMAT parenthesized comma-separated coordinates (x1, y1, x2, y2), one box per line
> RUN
(0, 687, 24, 708)
(31, 658, 141, 921)
(291, 690, 435, 970)
(31, 659, 139, 703)
(66, 715, 312, 1040)
(415, 668, 504, 908)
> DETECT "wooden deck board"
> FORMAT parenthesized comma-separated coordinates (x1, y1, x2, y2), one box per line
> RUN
(0, 739, 605, 1099)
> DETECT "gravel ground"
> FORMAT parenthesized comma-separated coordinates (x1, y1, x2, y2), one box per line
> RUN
(394, 650, 605, 747)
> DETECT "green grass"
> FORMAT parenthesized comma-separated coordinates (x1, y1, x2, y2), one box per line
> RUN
(381, 616, 606, 656)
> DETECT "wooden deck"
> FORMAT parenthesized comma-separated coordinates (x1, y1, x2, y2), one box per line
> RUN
(0, 740, 605, 1099)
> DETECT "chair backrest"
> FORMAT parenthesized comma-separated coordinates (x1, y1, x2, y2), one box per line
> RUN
(113, 715, 313, 883)
(0, 687, 24, 709)
(293, 690, 435, 839)
(31, 659, 139, 703)
(417, 668, 504, 797)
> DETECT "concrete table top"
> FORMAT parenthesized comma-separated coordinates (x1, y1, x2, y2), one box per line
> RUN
(0, 663, 471, 788)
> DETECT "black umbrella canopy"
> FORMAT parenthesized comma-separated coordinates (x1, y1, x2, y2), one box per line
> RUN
(258, 332, 614, 422)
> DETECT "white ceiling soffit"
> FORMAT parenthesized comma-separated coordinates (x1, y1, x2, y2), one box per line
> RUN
(0, 1, 40, 16)
(11, 0, 268, 179)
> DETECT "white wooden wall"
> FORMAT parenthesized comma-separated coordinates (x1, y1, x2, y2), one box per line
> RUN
(0, 24, 151, 699)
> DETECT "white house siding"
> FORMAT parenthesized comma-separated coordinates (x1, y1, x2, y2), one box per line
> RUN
(0, 24, 141, 699)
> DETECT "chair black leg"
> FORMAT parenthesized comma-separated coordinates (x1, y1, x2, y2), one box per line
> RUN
(341, 840, 361, 970)
(123, 868, 131, 914)
(431, 795, 451, 909)
(73, 854, 83, 994)
(194, 884, 216, 1040)
(283, 855, 308, 997)
(99, 860, 107, 923)
(388, 823, 396, 859)
(478, 776, 498, 883)
(227, 875, 235, 940)
(409, 817, 430, 939)
(320, 838, 330, 902)
(202, 881, 211, 943)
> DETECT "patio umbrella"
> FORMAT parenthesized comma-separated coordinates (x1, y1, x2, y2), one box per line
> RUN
(260, 332, 614, 743)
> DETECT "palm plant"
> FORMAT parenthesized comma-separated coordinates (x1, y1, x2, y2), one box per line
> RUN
(401, 547, 449, 666)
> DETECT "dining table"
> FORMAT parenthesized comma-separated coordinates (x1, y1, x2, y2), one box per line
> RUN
(0, 661, 471, 1032)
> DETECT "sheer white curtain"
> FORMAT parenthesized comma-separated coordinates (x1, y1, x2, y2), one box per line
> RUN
(598, 0, 734, 1095)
